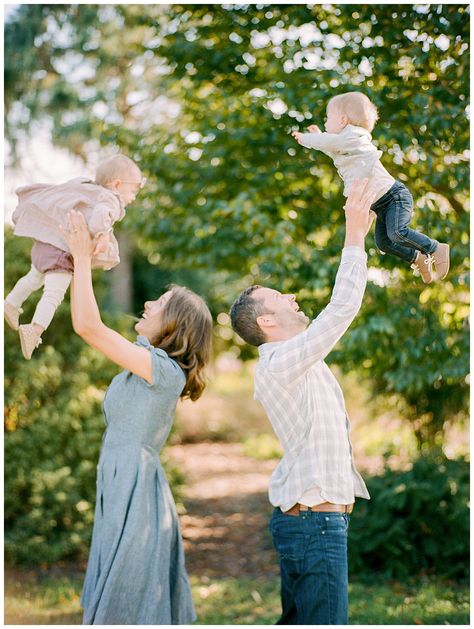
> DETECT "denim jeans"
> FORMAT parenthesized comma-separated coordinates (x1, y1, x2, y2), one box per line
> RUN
(269, 508, 350, 625)
(372, 181, 438, 263)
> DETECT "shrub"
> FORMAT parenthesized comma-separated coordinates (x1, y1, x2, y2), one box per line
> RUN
(349, 453, 469, 580)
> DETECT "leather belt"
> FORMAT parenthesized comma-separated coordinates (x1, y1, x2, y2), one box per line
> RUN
(283, 502, 354, 516)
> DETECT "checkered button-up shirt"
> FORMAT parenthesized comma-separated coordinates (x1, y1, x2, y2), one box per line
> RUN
(254, 246, 370, 512)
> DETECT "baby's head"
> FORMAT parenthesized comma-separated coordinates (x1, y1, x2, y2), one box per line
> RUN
(95, 154, 145, 206)
(325, 92, 379, 134)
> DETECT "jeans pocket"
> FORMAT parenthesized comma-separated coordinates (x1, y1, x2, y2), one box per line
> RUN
(322, 514, 349, 534)
(273, 532, 307, 560)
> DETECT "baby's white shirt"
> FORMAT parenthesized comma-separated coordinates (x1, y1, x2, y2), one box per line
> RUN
(298, 124, 395, 200)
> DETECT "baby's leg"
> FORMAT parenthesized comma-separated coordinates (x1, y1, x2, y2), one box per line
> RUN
(31, 271, 72, 333)
(385, 192, 438, 256)
(374, 215, 416, 263)
(18, 272, 71, 360)
(5, 264, 45, 309)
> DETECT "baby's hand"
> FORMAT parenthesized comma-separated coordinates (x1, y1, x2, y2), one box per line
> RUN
(307, 125, 321, 134)
(93, 232, 110, 256)
(291, 130, 304, 144)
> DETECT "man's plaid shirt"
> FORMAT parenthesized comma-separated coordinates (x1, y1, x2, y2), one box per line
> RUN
(254, 246, 370, 512)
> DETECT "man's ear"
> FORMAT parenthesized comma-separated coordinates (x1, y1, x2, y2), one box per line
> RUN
(256, 314, 276, 330)
(341, 114, 349, 126)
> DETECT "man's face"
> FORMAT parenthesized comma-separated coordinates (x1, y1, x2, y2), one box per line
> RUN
(252, 287, 310, 338)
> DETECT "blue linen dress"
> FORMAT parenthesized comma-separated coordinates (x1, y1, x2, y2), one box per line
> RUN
(81, 335, 196, 625)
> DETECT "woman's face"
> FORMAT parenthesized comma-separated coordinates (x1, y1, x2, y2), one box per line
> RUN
(135, 290, 173, 338)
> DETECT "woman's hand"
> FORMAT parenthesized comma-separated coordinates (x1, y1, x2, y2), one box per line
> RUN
(59, 211, 94, 260)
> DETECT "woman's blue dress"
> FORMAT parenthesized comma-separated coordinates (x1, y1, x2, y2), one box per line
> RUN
(81, 335, 196, 625)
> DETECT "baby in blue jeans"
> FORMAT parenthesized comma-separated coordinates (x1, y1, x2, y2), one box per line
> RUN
(292, 91, 449, 283)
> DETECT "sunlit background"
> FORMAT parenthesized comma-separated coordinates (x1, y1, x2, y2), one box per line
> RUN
(4, 4, 469, 624)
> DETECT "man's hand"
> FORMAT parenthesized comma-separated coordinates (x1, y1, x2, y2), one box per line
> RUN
(343, 179, 377, 248)
(307, 124, 321, 134)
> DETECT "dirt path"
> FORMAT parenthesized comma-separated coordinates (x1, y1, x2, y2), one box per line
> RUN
(167, 442, 280, 579)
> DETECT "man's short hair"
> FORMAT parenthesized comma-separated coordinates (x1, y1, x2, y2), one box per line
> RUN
(229, 285, 268, 347)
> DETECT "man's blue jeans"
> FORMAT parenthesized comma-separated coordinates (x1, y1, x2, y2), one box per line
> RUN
(269, 508, 350, 625)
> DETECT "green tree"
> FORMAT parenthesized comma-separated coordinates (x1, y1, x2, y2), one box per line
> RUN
(4, 3, 469, 449)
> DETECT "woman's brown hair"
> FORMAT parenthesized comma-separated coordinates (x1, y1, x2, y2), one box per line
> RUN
(150, 285, 212, 401)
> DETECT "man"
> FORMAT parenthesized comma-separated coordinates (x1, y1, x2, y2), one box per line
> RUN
(229, 179, 376, 625)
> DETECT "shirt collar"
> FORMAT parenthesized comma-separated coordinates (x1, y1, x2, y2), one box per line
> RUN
(343, 124, 372, 139)
(258, 339, 286, 357)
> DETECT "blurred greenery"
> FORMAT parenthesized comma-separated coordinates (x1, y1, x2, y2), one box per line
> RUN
(5, 3, 469, 446)
(3, 3, 470, 578)
(349, 453, 469, 580)
(4, 570, 470, 625)
(242, 433, 283, 461)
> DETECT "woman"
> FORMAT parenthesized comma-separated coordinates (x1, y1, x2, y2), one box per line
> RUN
(61, 210, 212, 624)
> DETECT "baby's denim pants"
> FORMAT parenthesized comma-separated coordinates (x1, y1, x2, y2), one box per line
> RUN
(371, 181, 438, 263)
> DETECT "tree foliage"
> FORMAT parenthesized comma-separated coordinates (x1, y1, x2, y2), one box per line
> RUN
(4, 4, 469, 445)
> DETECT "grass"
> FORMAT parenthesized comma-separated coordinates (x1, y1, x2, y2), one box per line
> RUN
(4, 569, 469, 625)
(348, 579, 469, 625)
(191, 576, 280, 625)
(5, 573, 83, 625)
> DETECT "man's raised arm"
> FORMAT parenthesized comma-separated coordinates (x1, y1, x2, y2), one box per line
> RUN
(265, 179, 376, 385)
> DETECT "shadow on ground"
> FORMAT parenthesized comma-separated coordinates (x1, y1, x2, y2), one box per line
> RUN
(168, 442, 279, 579)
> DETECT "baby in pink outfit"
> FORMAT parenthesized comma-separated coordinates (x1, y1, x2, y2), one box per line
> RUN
(5, 154, 145, 359)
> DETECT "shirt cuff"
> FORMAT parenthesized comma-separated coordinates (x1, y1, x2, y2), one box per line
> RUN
(341, 246, 367, 263)
(298, 132, 319, 149)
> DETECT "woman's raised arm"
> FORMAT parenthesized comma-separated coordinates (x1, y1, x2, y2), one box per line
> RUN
(60, 211, 153, 383)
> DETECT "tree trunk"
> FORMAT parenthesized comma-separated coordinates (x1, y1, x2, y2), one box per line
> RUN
(108, 229, 133, 313)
